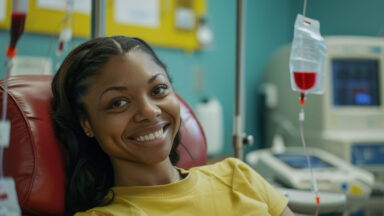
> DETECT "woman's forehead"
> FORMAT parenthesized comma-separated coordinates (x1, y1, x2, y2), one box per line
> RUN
(85, 52, 168, 91)
(95, 51, 160, 76)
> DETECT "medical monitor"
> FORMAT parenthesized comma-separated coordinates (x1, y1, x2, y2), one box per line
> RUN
(322, 37, 384, 173)
(332, 59, 380, 107)
(323, 37, 384, 132)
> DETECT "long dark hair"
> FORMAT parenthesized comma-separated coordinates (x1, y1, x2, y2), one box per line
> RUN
(51, 36, 181, 216)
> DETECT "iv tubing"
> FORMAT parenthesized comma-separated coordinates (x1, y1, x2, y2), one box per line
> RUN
(1, 59, 12, 121)
(1, 0, 29, 179)
(0, 57, 13, 179)
(45, 10, 72, 64)
(298, 96, 320, 216)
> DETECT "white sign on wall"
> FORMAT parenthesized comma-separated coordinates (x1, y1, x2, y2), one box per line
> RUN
(0, 0, 6, 22)
(114, 0, 159, 28)
(37, 0, 91, 14)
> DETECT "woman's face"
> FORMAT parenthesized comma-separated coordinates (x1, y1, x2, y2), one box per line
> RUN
(80, 50, 180, 165)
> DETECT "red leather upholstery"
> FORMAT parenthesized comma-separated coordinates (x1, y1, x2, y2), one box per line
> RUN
(1, 75, 207, 216)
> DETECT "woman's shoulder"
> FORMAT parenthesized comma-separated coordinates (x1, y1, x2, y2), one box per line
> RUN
(190, 157, 256, 180)
(194, 157, 250, 171)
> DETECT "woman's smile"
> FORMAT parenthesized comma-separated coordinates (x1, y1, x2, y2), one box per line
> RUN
(127, 123, 171, 147)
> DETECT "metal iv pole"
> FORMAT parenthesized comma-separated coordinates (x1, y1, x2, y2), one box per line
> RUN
(91, 0, 105, 39)
(233, 0, 253, 160)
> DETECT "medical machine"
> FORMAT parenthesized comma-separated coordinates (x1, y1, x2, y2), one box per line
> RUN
(261, 36, 384, 193)
(246, 147, 374, 197)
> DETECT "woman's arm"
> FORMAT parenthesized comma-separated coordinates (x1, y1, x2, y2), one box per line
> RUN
(280, 206, 295, 216)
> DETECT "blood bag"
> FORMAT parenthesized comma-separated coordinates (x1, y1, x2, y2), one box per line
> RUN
(289, 14, 326, 94)
(9, 0, 28, 52)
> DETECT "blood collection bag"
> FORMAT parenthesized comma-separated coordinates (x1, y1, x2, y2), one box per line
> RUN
(9, 0, 28, 51)
(289, 14, 326, 94)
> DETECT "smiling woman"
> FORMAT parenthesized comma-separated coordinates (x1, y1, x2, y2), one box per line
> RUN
(51, 36, 294, 216)
(79, 51, 181, 169)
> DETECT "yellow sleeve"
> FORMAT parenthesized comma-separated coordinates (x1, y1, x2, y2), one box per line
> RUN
(223, 158, 289, 216)
(75, 211, 108, 216)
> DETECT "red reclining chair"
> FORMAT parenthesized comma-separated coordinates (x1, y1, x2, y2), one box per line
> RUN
(1, 75, 207, 215)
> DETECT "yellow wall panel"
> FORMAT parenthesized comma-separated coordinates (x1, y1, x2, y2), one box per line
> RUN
(0, 0, 91, 38)
(1, 0, 206, 51)
(25, 0, 90, 38)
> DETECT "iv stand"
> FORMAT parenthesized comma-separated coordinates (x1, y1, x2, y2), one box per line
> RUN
(91, 0, 105, 39)
(233, 0, 253, 160)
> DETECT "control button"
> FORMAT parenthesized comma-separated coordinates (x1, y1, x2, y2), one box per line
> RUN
(340, 183, 348, 191)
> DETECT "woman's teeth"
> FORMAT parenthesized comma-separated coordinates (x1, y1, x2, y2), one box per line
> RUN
(135, 128, 163, 142)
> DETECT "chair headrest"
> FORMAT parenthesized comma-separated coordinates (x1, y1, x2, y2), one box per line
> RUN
(1, 75, 207, 215)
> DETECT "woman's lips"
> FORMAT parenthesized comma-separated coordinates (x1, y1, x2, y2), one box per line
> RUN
(127, 124, 170, 147)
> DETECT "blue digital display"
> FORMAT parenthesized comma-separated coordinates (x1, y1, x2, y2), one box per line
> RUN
(274, 154, 334, 169)
(332, 59, 380, 106)
(352, 144, 384, 166)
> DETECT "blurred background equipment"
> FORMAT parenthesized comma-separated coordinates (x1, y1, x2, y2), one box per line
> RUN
(246, 146, 358, 215)
(247, 147, 374, 197)
(260, 36, 384, 215)
(196, 97, 223, 156)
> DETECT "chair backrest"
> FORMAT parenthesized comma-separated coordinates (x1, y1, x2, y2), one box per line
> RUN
(1, 75, 207, 215)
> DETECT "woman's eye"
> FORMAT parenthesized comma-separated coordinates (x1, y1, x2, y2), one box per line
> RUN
(152, 85, 169, 96)
(110, 99, 128, 109)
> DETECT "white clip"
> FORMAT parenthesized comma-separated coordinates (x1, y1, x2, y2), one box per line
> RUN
(0, 178, 21, 216)
(299, 110, 305, 122)
(0, 121, 10, 148)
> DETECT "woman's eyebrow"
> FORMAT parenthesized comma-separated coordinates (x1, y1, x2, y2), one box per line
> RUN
(99, 86, 128, 100)
(148, 73, 165, 84)
(98, 73, 165, 100)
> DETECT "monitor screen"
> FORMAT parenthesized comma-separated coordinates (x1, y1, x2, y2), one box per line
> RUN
(332, 59, 380, 106)
(274, 153, 334, 169)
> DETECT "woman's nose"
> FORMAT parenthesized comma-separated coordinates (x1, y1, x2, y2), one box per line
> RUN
(133, 97, 161, 122)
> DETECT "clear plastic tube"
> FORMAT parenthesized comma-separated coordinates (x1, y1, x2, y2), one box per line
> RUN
(298, 104, 320, 216)
(2, 60, 12, 122)
(56, 0, 74, 69)
(46, 0, 74, 70)
(1, 0, 29, 179)
(4, 0, 29, 119)
(5, 0, 29, 114)
(292, 2, 323, 215)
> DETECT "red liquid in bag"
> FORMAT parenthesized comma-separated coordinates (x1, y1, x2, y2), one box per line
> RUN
(293, 72, 317, 91)
(10, 13, 26, 48)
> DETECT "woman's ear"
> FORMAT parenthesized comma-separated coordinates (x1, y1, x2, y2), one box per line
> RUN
(80, 118, 94, 138)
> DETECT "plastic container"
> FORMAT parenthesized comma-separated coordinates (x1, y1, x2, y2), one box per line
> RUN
(289, 14, 327, 94)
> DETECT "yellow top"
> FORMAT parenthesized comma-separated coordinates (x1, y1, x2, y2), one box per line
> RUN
(75, 158, 289, 216)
